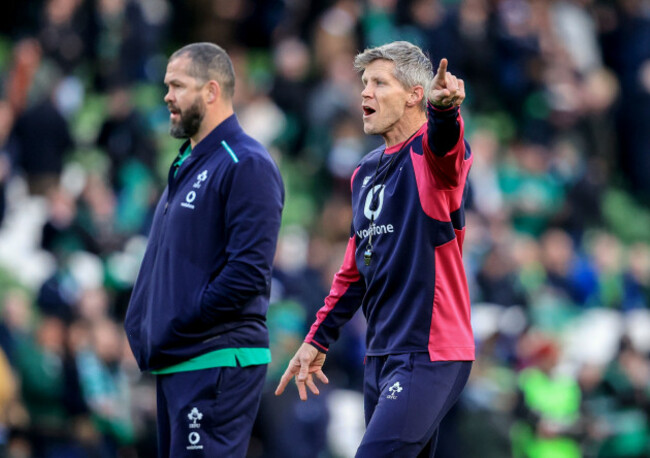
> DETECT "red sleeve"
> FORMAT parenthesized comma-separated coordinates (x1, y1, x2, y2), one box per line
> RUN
(305, 235, 366, 351)
(422, 104, 468, 189)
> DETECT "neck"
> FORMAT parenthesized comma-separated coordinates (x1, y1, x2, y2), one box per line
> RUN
(382, 109, 427, 148)
(190, 105, 234, 148)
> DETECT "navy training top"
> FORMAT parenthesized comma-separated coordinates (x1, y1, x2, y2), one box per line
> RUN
(306, 104, 475, 361)
(125, 114, 284, 371)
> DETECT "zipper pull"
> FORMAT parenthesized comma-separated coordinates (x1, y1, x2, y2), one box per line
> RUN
(164, 202, 169, 214)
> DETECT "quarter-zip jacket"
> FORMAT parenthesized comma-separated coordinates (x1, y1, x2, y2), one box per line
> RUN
(125, 114, 284, 372)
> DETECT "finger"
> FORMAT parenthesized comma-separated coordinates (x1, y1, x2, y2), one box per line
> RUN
(457, 79, 465, 103)
(274, 366, 296, 395)
(446, 74, 458, 93)
(451, 82, 465, 106)
(432, 88, 451, 100)
(296, 378, 308, 401)
(435, 58, 448, 80)
(297, 357, 310, 383)
(441, 97, 455, 106)
(314, 370, 329, 385)
(305, 374, 320, 396)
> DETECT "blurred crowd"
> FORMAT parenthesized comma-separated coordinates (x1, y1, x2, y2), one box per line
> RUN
(0, 0, 649, 457)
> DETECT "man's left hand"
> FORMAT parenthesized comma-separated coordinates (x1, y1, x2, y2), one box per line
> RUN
(429, 58, 465, 108)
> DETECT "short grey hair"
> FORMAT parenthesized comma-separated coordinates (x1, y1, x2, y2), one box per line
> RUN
(170, 42, 235, 99)
(354, 41, 433, 111)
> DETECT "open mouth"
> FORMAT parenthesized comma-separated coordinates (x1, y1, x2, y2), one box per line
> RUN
(363, 106, 376, 117)
(169, 107, 180, 120)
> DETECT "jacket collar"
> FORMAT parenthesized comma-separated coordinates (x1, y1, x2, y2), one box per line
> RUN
(177, 114, 243, 157)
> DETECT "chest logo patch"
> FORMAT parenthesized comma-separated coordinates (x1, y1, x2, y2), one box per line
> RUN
(181, 190, 196, 209)
(194, 170, 208, 188)
(363, 184, 385, 221)
(181, 170, 209, 210)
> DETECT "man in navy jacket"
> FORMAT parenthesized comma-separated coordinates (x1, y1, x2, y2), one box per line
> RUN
(124, 42, 284, 457)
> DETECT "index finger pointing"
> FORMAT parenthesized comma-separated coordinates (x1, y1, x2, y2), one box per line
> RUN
(435, 58, 448, 79)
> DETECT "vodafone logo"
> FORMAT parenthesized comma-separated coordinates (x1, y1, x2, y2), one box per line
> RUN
(363, 185, 385, 221)
(181, 190, 196, 209)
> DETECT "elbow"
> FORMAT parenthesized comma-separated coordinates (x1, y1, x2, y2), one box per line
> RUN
(430, 138, 459, 157)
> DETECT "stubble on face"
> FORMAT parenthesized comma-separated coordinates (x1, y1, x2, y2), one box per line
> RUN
(169, 96, 205, 139)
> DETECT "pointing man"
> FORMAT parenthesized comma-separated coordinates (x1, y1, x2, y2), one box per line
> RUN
(276, 41, 474, 457)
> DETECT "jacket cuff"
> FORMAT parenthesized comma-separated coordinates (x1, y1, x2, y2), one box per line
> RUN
(305, 339, 328, 353)
(428, 101, 458, 114)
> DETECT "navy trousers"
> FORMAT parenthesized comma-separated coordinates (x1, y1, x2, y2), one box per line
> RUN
(156, 364, 267, 457)
(357, 353, 472, 458)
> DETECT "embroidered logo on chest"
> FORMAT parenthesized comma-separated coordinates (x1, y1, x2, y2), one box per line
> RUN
(181, 170, 209, 210)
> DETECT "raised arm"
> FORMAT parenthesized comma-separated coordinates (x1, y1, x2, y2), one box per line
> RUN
(423, 59, 470, 187)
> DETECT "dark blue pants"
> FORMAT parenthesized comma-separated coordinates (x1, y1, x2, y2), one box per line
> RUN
(357, 353, 472, 458)
(156, 364, 267, 458)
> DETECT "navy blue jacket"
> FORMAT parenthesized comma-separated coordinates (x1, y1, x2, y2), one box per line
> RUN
(125, 115, 284, 371)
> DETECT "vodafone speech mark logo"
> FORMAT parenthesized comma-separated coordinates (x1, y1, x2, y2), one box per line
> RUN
(363, 185, 385, 221)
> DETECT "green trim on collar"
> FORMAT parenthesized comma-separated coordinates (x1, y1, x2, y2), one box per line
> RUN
(172, 144, 192, 178)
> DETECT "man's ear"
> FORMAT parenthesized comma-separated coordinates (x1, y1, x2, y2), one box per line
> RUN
(205, 80, 221, 104)
(406, 86, 424, 108)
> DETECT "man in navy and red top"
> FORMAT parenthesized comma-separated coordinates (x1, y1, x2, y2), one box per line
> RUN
(275, 41, 474, 457)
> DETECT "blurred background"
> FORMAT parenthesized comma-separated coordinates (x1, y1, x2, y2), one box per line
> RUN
(0, 0, 649, 457)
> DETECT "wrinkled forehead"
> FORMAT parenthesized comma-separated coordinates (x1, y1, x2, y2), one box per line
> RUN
(361, 59, 397, 82)
(164, 55, 196, 84)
